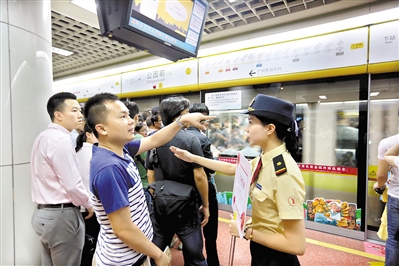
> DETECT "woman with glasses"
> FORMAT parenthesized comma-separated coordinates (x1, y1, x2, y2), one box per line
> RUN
(147, 114, 163, 136)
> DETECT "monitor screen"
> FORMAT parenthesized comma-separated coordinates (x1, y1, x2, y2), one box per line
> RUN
(96, 0, 208, 61)
(127, 0, 207, 56)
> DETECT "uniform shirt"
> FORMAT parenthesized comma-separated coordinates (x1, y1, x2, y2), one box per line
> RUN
(249, 143, 305, 235)
(30, 123, 91, 209)
(90, 141, 152, 266)
(377, 134, 399, 198)
(76, 142, 93, 192)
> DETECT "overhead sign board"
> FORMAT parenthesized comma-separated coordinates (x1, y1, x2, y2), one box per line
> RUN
(122, 60, 198, 93)
(199, 28, 368, 84)
(53, 75, 122, 99)
(369, 20, 399, 64)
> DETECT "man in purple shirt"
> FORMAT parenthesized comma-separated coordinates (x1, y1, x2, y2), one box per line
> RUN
(31, 92, 94, 266)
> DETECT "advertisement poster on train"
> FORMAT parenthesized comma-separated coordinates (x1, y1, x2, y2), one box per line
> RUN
(306, 198, 360, 230)
(231, 152, 251, 239)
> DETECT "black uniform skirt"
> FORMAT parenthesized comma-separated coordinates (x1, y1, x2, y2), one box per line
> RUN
(250, 241, 300, 266)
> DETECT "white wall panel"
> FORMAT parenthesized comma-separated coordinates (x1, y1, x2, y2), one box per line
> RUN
(0, 23, 12, 166)
(7, 0, 51, 42)
(0, 166, 14, 265)
(9, 25, 53, 165)
(14, 163, 41, 265)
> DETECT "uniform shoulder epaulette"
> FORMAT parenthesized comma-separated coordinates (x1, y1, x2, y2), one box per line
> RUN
(273, 154, 287, 176)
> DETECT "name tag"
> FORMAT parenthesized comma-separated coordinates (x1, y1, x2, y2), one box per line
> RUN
(256, 183, 262, 190)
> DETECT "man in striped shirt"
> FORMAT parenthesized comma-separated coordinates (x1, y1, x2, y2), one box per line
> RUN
(84, 93, 211, 266)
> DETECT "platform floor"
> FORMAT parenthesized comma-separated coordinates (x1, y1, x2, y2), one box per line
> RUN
(167, 210, 385, 266)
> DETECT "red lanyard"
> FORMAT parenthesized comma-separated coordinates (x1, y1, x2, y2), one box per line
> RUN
(251, 157, 262, 184)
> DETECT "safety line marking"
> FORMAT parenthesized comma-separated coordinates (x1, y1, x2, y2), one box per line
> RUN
(218, 217, 385, 262)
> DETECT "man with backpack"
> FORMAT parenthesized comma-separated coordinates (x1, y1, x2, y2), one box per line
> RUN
(147, 96, 209, 266)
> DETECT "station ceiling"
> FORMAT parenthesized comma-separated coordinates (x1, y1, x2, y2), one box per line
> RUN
(51, 0, 376, 79)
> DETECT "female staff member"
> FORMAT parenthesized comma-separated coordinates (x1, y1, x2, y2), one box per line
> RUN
(170, 94, 306, 265)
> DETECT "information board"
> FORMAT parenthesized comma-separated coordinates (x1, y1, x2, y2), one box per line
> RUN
(53, 75, 121, 99)
(199, 28, 368, 84)
(369, 20, 399, 64)
(205, 91, 241, 110)
(122, 60, 198, 93)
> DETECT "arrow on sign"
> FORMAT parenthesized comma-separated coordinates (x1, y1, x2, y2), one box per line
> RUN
(249, 70, 256, 77)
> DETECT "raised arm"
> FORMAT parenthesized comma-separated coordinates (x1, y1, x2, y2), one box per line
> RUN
(137, 113, 214, 155)
(385, 142, 399, 167)
(170, 146, 237, 176)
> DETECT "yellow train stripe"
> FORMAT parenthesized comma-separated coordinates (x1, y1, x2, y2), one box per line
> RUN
(218, 217, 385, 262)
(368, 61, 399, 74)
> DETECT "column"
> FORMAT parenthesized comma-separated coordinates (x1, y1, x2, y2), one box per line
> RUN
(1, 0, 52, 264)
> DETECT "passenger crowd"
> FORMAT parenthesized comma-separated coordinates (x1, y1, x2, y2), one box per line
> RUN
(31, 91, 399, 266)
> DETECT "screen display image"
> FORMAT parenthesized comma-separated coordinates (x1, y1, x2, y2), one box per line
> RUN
(128, 0, 206, 55)
(95, 0, 208, 61)
(131, 0, 193, 39)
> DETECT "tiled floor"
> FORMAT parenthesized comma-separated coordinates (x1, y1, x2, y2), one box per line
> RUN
(168, 210, 385, 266)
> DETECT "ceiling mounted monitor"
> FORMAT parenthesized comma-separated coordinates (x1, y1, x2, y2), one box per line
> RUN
(95, 0, 209, 62)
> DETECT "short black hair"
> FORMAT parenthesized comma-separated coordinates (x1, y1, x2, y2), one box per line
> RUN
(84, 93, 119, 138)
(160, 96, 190, 126)
(123, 100, 140, 119)
(151, 106, 160, 115)
(150, 114, 161, 126)
(135, 122, 146, 133)
(189, 103, 209, 115)
(142, 111, 151, 121)
(47, 92, 77, 121)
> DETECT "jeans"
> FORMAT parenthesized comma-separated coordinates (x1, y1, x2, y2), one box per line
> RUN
(151, 206, 207, 266)
(386, 195, 399, 266)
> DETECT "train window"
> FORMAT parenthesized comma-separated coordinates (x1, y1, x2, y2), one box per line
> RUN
(207, 76, 369, 234)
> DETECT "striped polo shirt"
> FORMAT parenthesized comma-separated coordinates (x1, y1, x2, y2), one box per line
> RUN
(90, 142, 152, 265)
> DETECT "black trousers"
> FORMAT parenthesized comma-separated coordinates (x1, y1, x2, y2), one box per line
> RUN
(80, 212, 100, 266)
(203, 182, 220, 266)
(250, 241, 300, 266)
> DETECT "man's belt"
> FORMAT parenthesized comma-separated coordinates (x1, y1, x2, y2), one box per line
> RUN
(37, 203, 77, 209)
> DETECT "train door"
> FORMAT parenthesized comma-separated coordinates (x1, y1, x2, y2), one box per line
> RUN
(367, 73, 399, 241)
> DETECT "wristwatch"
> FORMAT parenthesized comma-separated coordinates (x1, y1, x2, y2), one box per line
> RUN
(175, 116, 184, 128)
